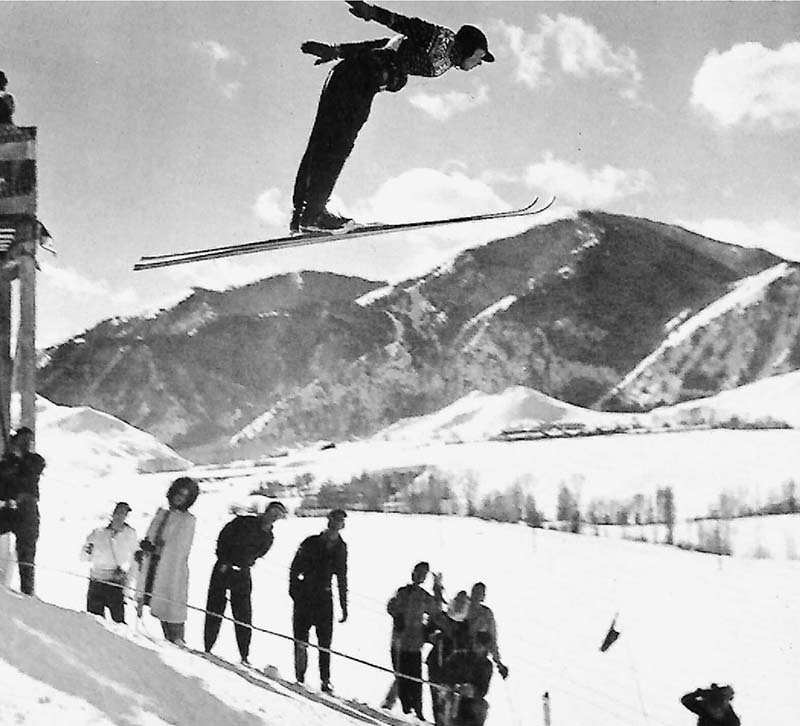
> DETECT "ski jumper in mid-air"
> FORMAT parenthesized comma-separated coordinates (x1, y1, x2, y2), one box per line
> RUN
(291, 0, 494, 234)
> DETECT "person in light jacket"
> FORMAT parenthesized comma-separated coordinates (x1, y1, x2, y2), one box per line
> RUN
(81, 501, 138, 622)
(135, 477, 199, 645)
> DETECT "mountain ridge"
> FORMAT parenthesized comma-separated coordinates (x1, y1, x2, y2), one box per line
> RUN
(38, 210, 797, 460)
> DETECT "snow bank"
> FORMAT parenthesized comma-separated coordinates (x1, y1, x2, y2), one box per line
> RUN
(33, 396, 191, 475)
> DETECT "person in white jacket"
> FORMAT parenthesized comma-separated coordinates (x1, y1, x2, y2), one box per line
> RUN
(81, 501, 139, 623)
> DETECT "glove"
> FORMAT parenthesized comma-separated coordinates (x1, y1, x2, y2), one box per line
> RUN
(339, 603, 349, 623)
(133, 550, 143, 565)
(301, 41, 339, 65)
(217, 562, 230, 574)
(346, 1, 375, 21)
(84, 543, 94, 555)
(139, 539, 156, 553)
(497, 662, 509, 680)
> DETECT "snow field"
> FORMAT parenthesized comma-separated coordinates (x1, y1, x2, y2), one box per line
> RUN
(22, 476, 800, 726)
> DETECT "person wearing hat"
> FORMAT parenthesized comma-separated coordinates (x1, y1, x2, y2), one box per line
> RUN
(291, 0, 494, 234)
(289, 508, 348, 692)
(203, 500, 287, 665)
(0, 71, 14, 125)
(680, 683, 740, 726)
(80, 502, 139, 623)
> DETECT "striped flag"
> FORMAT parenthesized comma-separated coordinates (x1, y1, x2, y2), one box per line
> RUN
(0, 225, 15, 252)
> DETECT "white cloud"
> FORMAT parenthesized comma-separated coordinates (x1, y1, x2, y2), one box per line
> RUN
(407, 85, 489, 121)
(494, 15, 642, 99)
(523, 151, 652, 208)
(691, 42, 800, 130)
(679, 218, 800, 262)
(253, 187, 287, 226)
(39, 262, 138, 308)
(191, 40, 247, 99)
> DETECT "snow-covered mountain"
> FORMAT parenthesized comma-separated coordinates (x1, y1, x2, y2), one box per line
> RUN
(373, 385, 637, 443)
(39, 211, 800, 460)
(373, 368, 800, 445)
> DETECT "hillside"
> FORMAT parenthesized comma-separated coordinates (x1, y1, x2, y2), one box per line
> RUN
(38, 210, 795, 458)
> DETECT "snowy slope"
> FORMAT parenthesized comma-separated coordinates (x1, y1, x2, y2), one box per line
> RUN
(605, 262, 793, 401)
(6, 495, 800, 726)
(23, 396, 191, 476)
(1, 395, 799, 726)
(0, 584, 363, 726)
(374, 386, 635, 443)
(646, 368, 800, 428)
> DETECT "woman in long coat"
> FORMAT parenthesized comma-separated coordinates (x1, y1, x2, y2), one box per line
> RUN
(135, 477, 199, 644)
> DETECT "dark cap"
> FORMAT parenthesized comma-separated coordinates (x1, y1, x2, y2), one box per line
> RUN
(455, 25, 494, 63)
(114, 501, 132, 513)
(327, 508, 347, 521)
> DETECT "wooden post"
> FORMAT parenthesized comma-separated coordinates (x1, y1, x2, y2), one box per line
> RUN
(0, 125, 38, 443)
(0, 277, 10, 450)
(542, 691, 551, 726)
(17, 221, 36, 436)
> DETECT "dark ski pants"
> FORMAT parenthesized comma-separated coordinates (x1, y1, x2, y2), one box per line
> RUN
(292, 54, 386, 222)
(397, 649, 424, 718)
(292, 599, 333, 684)
(204, 561, 253, 660)
(0, 502, 39, 595)
(87, 579, 126, 623)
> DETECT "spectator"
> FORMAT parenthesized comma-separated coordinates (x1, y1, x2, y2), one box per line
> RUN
(465, 582, 508, 679)
(289, 508, 348, 693)
(81, 501, 138, 623)
(441, 630, 495, 726)
(385, 561, 440, 719)
(204, 501, 287, 664)
(680, 684, 740, 726)
(0, 427, 46, 595)
(134, 477, 199, 645)
(0, 71, 14, 125)
(427, 590, 471, 725)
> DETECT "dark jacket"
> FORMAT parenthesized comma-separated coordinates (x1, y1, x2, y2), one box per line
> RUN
(387, 583, 437, 651)
(427, 614, 471, 681)
(216, 515, 274, 568)
(443, 650, 493, 700)
(289, 531, 348, 608)
(0, 451, 46, 502)
(680, 691, 741, 726)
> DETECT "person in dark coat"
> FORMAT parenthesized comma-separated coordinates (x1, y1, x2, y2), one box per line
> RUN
(0, 427, 46, 595)
(441, 630, 494, 726)
(385, 561, 441, 719)
(680, 684, 740, 726)
(203, 501, 287, 664)
(427, 590, 471, 726)
(291, 0, 494, 233)
(289, 508, 348, 692)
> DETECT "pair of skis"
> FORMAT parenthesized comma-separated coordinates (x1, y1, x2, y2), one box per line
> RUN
(133, 196, 555, 271)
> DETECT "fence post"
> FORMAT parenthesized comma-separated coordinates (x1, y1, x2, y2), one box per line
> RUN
(542, 691, 551, 726)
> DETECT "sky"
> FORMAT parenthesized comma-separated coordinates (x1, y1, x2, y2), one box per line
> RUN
(1, 1, 800, 346)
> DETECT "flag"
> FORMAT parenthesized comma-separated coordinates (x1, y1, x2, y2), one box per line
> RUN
(600, 615, 620, 652)
(38, 221, 55, 255)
